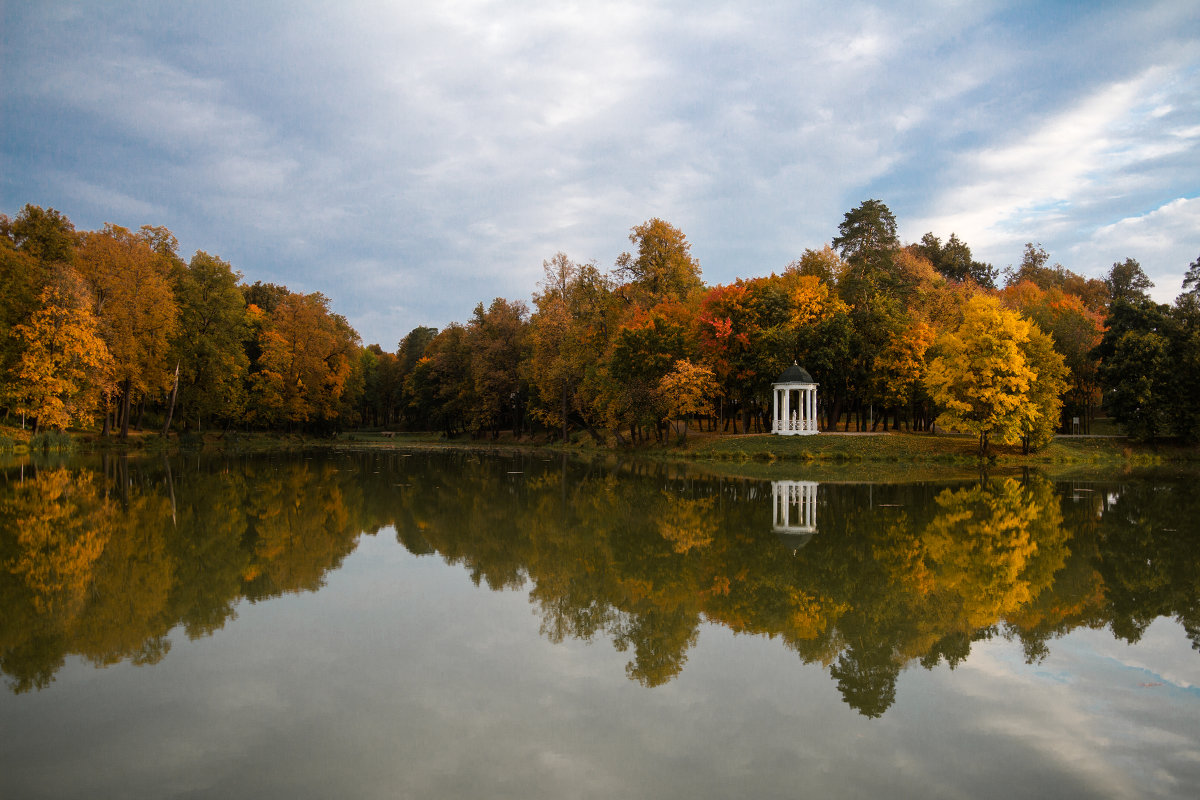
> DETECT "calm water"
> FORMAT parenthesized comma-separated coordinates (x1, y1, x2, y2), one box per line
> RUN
(1, 449, 1198, 799)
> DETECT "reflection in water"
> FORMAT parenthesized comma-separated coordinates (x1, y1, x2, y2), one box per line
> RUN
(2, 451, 1198, 718)
(772, 480, 817, 552)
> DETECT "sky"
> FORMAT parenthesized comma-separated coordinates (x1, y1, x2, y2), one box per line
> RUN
(3, 0, 1198, 348)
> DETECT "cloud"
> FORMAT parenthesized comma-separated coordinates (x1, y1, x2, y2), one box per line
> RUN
(1070, 197, 1200, 302)
(4, 1, 1200, 345)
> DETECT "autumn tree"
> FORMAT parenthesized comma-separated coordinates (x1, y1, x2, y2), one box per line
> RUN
(468, 297, 530, 437)
(405, 324, 474, 435)
(655, 359, 720, 440)
(785, 246, 844, 285)
(75, 225, 179, 437)
(615, 218, 704, 304)
(249, 291, 359, 429)
(4, 267, 112, 431)
(1002, 281, 1104, 433)
(1017, 324, 1069, 453)
(527, 253, 617, 442)
(925, 295, 1050, 454)
(605, 302, 698, 441)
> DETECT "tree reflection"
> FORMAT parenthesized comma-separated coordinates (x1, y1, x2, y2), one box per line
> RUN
(2, 452, 1197, 719)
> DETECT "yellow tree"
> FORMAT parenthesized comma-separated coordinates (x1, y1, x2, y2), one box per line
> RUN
(6, 268, 112, 431)
(615, 218, 704, 305)
(925, 295, 1039, 454)
(656, 358, 720, 441)
(250, 291, 359, 427)
(75, 225, 178, 437)
(1018, 324, 1068, 453)
(871, 320, 935, 429)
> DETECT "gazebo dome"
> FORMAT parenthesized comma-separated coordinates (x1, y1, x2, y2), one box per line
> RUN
(776, 363, 814, 384)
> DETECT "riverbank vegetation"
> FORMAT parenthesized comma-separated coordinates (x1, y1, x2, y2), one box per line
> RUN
(3, 202, 1198, 457)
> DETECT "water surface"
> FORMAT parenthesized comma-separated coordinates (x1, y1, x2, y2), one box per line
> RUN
(1, 450, 1197, 798)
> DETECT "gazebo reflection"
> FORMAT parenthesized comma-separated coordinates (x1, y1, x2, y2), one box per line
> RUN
(772, 480, 818, 552)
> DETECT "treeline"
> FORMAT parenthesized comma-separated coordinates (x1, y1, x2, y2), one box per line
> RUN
(1, 205, 360, 436)
(3, 202, 1199, 443)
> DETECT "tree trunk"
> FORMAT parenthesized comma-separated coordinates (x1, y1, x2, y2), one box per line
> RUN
(561, 382, 569, 444)
(119, 377, 132, 439)
(162, 363, 180, 437)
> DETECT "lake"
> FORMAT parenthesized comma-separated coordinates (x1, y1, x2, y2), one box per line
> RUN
(1, 449, 1198, 799)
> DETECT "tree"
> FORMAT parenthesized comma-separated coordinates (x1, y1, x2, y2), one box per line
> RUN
(468, 297, 529, 437)
(656, 359, 719, 441)
(604, 302, 697, 440)
(832, 199, 899, 264)
(405, 324, 474, 435)
(528, 253, 595, 442)
(3, 204, 77, 265)
(1093, 298, 1175, 441)
(1181, 253, 1200, 297)
(785, 246, 844, 285)
(1017, 324, 1068, 453)
(916, 231, 997, 288)
(168, 251, 249, 430)
(925, 295, 1042, 455)
(249, 291, 359, 428)
(1105, 258, 1153, 305)
(4, 267, 112, 431)
(75, 225, 179, 437)
(615, 218, 704, 304)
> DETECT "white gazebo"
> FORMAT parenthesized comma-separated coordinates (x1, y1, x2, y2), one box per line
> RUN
(772, 363, 819, 435)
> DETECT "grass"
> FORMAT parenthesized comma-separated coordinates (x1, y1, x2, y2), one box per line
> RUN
(4, 421, 1197, 479)
(676, 429, 1199, 465)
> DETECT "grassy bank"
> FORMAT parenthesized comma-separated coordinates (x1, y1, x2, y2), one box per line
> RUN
(676, 430, 1170, 466)
(5, 423, 1198, 476)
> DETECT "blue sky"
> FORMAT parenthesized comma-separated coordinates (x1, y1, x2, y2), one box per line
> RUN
(3, 0, 1198, 347)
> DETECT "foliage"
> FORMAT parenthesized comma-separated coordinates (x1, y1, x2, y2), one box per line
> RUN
(1094, 297, 1200, 442)
(615, 218, 704, 304)
(925, 295, 1043, 454)
(250, 291, 359, 427)
(5, 269, 112, 431)
(656, 359, 720, 440)
(168, 251, 250, 429)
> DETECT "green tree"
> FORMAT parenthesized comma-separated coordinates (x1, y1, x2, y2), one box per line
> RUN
(1180, 253, 1200, 297)
(168, 251, 249, 430)
(1093, 299, 1173, 441)
(1105, 257, 1153, 305)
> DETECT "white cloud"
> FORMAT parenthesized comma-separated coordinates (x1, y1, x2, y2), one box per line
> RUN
(4, 0, 1200, 345)
(1070, 196, 1200, 302)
